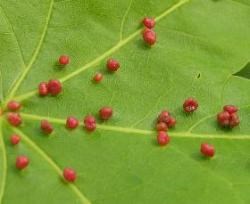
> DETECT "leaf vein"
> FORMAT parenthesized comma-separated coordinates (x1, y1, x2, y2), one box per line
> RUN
(119, 0, 134, 41)
(21, 113, 250, 140)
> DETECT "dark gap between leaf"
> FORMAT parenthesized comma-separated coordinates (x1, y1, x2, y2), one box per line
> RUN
(234, 62, 250, 80)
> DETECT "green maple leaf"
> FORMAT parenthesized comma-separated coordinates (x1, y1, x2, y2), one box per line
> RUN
(0, 0, 250, 203)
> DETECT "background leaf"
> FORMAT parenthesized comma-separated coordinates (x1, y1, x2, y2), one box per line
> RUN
(0, 0, 250, 203)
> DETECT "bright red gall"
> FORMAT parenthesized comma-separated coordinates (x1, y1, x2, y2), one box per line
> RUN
(63, 167, 77, 182)
(218, 105, 240, 128)
(229, 113, 240, 128)
(58, 55, 70, 65)
(156, 110, 176, 129)
(7, 112, 22, 126)
(16, 155, 29, 170)
(142, 17, 155, 29)
(41, 120, 53, 134)
(217, 111, 231, 127)
(183, 98, 198, 113)
(38, 82, 49, 96)
(10, 134, 21, 145)
(223, 105, 238, 114)
(156, 122, 168, 131)
(48, 79, 62, 96)
(200, 143, 215, 157)
(107, 59, 120, 72)
(99, 107, 113, 120)
(143, 29, 156, 45)
(66, 116, 79, 129)
(93, 72, 103, 83)
(157, 131, 170, 146)
(84, 115, 96, 131)
(7, 100, 21, 111)
(157, 111, 170, 123)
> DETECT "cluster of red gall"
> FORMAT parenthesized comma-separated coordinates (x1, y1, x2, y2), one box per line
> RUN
(7, 101, 22, 127)
(142, 17, 157, 46)
(10, 134, 76, 181)
(15, 155, 76, 182)
(5, 98, 240, 162)
(156, 110, 176, 146)
(6, 53, 117, 182)
(38, 80, 62, 97)
(80, 18, 156, 81)
(92, 59, 121, 83)
(155, 98, 198, 147)
(37, 17, 155, 92)
(155, 98, 239, 158)
(7, 106, 113, 182)
(5, 100, 78, 182)
(3, 18, 241, 182)
(37, 56, 120, 96)
(217, 105, 240, 128)
(40, 107, 113, 135)
(37, 55, 70, 96)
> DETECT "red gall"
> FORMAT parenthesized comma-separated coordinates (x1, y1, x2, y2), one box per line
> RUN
(157, 131, 170, 146)
(200, 143, 215, 157)
(41, 120, 53, 134)
(7, 112, 22, 126)
(142, 17, 156, 29)
(7, 100, 21, 111)
(143, 29, 156, 46)
(66, 116, 79, 129)
(38, 82, 49, 96)
(93, 72, 103, 83)
(63, 167, 77, 182)
(58, 55, 70, 65)
(84, 115, 96, 131)
(99, 107, 113, 120)
(16, 155, 29, 170)
(107, 59, 120, 72)
(48, 79, 62, 96)
(10, 134, 21, 145)
(183, 98, 198, 113)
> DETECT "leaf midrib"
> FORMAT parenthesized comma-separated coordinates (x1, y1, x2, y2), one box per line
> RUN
(20, 113, 250, 140)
